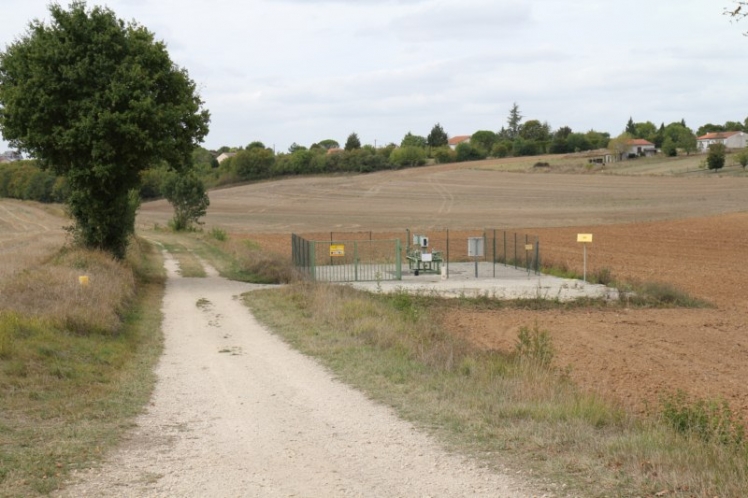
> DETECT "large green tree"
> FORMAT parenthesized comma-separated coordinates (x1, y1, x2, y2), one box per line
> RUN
(506, 102, 523, 140)
(0, 2, 209, 258)
(400, 132, 427, 148)
(470, 130, 498, 154)
(662, 122, 697, 155)
(344, 132, 361, 151)
(426, 123, 449, 148)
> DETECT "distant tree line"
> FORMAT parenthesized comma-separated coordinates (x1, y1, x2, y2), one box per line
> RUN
(0, 160, 68, 202)
(7, 102, 748, 206)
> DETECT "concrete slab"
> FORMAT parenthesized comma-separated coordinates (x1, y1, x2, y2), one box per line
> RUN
(343, 262, 616, 301)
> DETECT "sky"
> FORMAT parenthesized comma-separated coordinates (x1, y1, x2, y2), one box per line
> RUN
(1, 0, 747, 153)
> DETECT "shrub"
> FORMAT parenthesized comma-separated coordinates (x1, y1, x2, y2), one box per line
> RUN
(661, 390, 746, 446)
(455, 142, 486, 162)
(707, 143, 726, 171)
(515, 323, 554, 368)
(209, 227, 228, 241)
(390, 146, 427, 168)
(432, 146, 456, 164)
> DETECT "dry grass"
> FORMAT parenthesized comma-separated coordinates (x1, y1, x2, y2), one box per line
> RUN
(0, 247, 135, 335)
(0, 239, 164, 497)
(143, 227, 299, 284)
(246, 283, 748, 497)
(0, 199, 165, 496)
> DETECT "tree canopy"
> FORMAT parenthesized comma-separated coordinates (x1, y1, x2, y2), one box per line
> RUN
(506, 102, 523, 139)
(344, 132, 361, 151)
(426, 123, 448, 148)
(400, 132, 427, 148)
(0, 1, 209, 257)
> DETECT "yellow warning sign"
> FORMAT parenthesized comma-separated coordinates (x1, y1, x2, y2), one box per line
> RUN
(329, 244, 345, 257)
(577, 234, 593, 243)
(525, 244, 534, 251)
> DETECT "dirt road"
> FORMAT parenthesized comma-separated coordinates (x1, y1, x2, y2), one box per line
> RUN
(56, 252, 536, 497)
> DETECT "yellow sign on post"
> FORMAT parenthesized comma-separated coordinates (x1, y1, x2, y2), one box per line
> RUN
(577, 234, 593, 282)
(78, 275, 90, 287)
(525, 244, 534, 251)
(329, 244, 345, 257)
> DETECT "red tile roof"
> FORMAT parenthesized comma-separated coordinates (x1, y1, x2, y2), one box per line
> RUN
(626, 139, 655, 146)
(697, 131, 740, 140)
(447, 135, 471, 145)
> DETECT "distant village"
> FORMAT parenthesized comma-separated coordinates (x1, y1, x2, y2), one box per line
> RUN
(0, 150, 22, 163)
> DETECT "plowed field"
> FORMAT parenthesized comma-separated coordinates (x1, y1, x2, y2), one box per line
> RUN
(138, 164, 748, 416)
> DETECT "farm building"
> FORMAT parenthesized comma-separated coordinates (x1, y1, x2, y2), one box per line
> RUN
(564, 148, 615, 164)
(448, 135, 471, 150)
(625, 139, 656, 157)
(216, 152, 237, 164)
(0, 151, 22, 163)
(696, 131, 748, 152)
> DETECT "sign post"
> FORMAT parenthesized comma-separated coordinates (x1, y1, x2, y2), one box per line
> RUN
(468, 237, 485, 278)
(576, 234, 592, 282)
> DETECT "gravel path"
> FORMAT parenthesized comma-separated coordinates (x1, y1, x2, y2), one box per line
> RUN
(56, 253, 537, 497)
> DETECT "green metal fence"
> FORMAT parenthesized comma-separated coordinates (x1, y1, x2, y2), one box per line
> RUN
(292, 234, 402, 282)
(488, 229, 541, 275)
(405, 229, 541, 276)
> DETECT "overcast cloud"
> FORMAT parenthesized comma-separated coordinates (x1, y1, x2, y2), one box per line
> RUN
(1, 0, 746, 153)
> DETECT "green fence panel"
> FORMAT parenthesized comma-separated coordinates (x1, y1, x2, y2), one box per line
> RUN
(292, 235, 402, 282)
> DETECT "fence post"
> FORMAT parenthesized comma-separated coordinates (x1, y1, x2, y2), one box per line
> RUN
(535, 239, 540, 274)
(310, 242, 317, 281)
(446, 228, 450, 278)
(492, 229, 496, 278)
(354, 241, 359, 282)
(514, 232, 518, 269)
(396, 238, 402, 280)
(503, 231, 507, 267)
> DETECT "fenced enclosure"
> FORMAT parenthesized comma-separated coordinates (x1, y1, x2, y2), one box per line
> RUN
(292, 234, 402, 282)
(292, 229, 540, 283)
(406, 229, 541, 277)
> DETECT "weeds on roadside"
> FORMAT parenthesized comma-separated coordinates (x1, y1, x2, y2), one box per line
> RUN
(660, 390, 746, 447)
(209, 227, 228, 241)
(539, 260, 710, 309)
(0, 238, 164, 495)
(515, 323, 554, 368)
(203, 235, 298, 284)
(246, 282, 748, 497)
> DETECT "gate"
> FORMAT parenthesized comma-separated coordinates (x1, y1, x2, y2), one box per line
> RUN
(292, 234, 402, 282)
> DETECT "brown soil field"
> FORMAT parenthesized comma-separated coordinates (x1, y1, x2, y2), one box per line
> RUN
(2, 163, 747, 416)
(143, 164, 748, 418)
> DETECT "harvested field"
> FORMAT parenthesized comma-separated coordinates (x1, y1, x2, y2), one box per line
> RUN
(0, 199, 67, 281)
(138, 163, 748, 417)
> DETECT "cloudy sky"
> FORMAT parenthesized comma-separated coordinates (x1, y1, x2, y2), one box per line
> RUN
(1, 0, 747, 153)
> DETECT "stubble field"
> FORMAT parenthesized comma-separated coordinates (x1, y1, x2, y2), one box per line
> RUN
(139, 160, 748, 417)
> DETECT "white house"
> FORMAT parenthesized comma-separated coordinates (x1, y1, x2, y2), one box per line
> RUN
(625, 139, 656, 157)
(216, 152, 237, 164)
(696, 131, 748, 152)
(0, 151, 22, 163)
(447, 135, 471, 150)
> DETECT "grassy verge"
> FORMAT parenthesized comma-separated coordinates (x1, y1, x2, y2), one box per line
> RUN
(541, 260, 711, 308)
(245, 283, 748, 497)
(0, 239, 165, 497)
(159, 241, 207, 277)
(144, 227, 297, 284)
